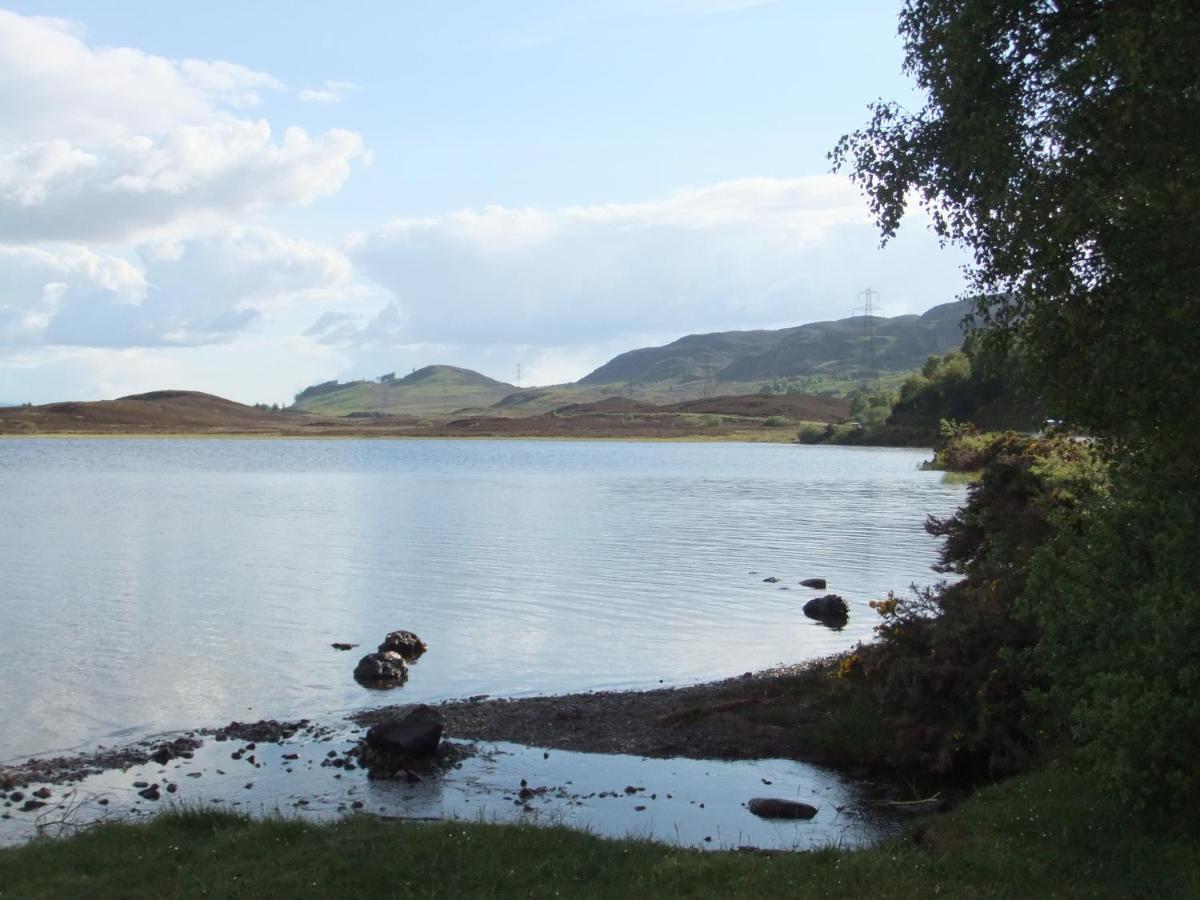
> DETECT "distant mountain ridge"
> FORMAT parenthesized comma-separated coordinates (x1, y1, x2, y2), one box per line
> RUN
(289, 300, 970, 417)
(580, 300, 969, 385)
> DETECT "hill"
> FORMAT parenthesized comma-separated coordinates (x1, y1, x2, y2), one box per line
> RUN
(0, 389, 849, 441)
(579, 300, 968, 386)
(292, 365, 515, 418)
(0, 391, 321, 434)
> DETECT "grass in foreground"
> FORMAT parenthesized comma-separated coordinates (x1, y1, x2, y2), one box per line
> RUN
(1, 764, 1195, 899)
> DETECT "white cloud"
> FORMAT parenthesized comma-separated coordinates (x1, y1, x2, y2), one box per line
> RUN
(0, 10, 284, 144)
(0, 10, 366, 244)
(0, 123, 366, 243)
(298, 80, 358, 104)
(0, 228, 351, 348)
(347, 176, 968, 353)
(0, 245, 146, 344)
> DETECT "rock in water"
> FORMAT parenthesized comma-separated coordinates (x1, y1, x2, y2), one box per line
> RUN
(802, 594, 849, 625)
(762, 576, 781, 583)
(360, 705, 445, 778)
(799, 577, 827, 589)
(331, 642, 357, 651)
(747, 798, 818, 819)
(353, 651, 409, 687)
(378, 630, 427, 661)
(366, 705, 443, 758)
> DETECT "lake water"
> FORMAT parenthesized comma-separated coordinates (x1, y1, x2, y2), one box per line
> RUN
(0, 438, 963, 762)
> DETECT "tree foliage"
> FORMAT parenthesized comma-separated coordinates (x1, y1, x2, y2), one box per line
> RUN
(890, 335, 1042, 431)
(831, 0, 1200, 450)
(833, 0, 1200, 813)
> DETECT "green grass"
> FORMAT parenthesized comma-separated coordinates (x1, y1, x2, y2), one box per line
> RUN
(1, 763, 1195, 898)
(294, 380, 509, 418)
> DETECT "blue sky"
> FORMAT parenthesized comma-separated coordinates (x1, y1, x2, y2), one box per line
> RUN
(0, 1, 966, 403)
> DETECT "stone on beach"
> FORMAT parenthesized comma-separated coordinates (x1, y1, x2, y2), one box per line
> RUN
(358, 705, 445, 779)
(365, 705, 444, 759)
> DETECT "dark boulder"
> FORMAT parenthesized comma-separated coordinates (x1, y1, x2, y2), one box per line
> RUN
(762, 576, 781, 583)
(138, 784, 161, 801)
(366, 705, 444, 759)
(803, 594, 849, 625)
(359, 705, 444, 778)
(353, 651, 409, 687)
(331, 642, 358, 651)
(799, 577, 827, 589)
(378, 630, 427, 661)
(747, 798, 818, 819)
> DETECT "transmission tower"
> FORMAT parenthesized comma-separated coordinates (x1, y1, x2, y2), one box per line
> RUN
(702, 365, 718, 398)
(853, 287, 884, 385)
(513, 363, 522, 388)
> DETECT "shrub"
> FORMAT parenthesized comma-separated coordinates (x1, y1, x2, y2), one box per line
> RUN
(849, 433, 1104, 776)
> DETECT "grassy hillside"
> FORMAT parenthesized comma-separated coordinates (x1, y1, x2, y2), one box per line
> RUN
(580, 301, 967, 387)
(288, 302, 967, 419)
(292, 365, 515, 418)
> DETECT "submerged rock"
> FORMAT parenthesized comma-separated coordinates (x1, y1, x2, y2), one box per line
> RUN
(799, 577, 827, 589)
(331, 642, 358, 651)
(802, 594, 849, 626)
(378, 630, 427, 661)
(353, 651, 409, 687)
(149, 737, 198, 766)
(747, 797, 818, 819)
(762, 576, 781, 583)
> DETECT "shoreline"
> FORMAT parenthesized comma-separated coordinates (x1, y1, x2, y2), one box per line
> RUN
(1, 658, 867, 790)
(0, 429, 804, 443)
(0, 658, 932, 853)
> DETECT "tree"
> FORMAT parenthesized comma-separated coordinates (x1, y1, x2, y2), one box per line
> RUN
(831, 0, 1200, 453)
(833, 0, 1200, 813)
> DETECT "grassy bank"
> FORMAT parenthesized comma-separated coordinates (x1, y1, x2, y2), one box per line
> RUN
(1, 763, 1195, 898)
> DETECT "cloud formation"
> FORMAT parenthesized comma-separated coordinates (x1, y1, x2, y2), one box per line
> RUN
(0, 10, 366, 245)
(347, 176, 966, 349)
(2, 227, 350, 348)
(298, 80, 358, 104)
(0, 8, 363, 363)
(0, 124, 366, 243)
(0, 10, 283, 144)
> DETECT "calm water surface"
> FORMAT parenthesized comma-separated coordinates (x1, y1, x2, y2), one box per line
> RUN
(0, 438, 963, 761)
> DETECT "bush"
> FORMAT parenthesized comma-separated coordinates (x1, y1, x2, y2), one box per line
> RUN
(848, 433, 1104, 776)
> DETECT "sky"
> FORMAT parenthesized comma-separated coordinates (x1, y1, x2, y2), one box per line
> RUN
(0, 1, 969, 404)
